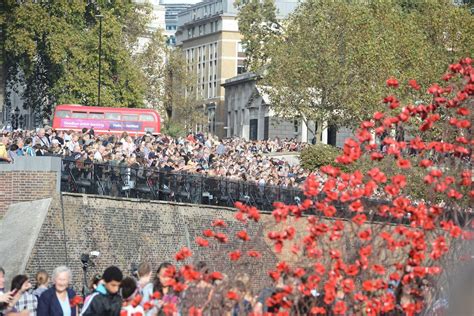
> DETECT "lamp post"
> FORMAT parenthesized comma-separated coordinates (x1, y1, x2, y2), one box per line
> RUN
(96, 14, 104, 106)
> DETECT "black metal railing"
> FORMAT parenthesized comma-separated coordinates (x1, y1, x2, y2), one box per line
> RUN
(60, 159, 473, 227)
(60, 159, 306, 212)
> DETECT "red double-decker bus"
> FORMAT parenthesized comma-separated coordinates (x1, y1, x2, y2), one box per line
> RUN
(52, 104, 161, 135)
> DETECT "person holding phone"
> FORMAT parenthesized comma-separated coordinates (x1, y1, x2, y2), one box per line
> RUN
(1, 267, 15, 315)
(8, 275, 36, 316)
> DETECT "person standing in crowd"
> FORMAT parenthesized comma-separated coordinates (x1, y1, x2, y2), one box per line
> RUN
(120, 277, 144, 316)
(83, 274, 102, 308)
(22, 139, 35, 157)
(9, 275, 37, 316)
(1, 267, 16, 316)
(136, 263, 152, 295)
(33, 129, 50, 149)
(0, 136, 11, 163)
(142, 262, 179, 316)
(31, 272, 48, 299)
(37, 266, 76, 316)
(80, 266, 123, 316)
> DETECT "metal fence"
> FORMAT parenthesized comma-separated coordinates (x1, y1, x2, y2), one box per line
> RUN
(60, 159, 307, 212)
(60, 159, 473, 226)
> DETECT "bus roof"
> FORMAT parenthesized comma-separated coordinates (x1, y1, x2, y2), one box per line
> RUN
(55, 104, 159, 114)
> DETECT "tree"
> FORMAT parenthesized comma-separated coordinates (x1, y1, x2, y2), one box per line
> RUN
(136, 30, 206, 135)
(3, 1, 147, 122)
(237, 0, 474, 132)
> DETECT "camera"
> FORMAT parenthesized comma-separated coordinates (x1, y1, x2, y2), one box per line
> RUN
(81, 251, 100, 269)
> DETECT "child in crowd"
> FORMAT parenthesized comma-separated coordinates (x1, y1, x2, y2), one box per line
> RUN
(120, 277, 145, 316)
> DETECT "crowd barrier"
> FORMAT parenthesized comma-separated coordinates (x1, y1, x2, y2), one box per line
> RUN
(60, 159, 307, 212)
(59, 159, 472, 226)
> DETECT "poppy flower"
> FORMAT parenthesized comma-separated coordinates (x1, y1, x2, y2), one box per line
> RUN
(345, 264, 359, 276)
(373, 112, 384, 120)
(359, 245, 372, 257)
(349, 200, 364, 212)
(371, 264, 386, 275)
(333, 301, 347, 315)
(181, 266, 200, 282)
(247, 206, 261, 222)
(310, 307, 327, 315)
(236, 230, 250, 241)
(195, 237, 209, 247)
(188, 307, 203, 316)
(408, 79, 420, 90)
(352, 214, 367, 226)
(143, 301, 154, 311)
(359, 229, 372, 241)
(268, 270, 280, 281)
(341, 278, 355, 293)
(386, 77, 399, 88)
(211, 219, 227, 227)
(362, 280, 377, 292)
(247, 250, 262, 258)
(162, 303, 177, 315)
(209, 271, 223, 280)
(214, 233, 228, 243)
(314, 263, 326, 275)
(396, 159, 411, 169)
(175, 247, 192, 261)
(152, 291, 161, 299)
(229, 250, 242, 261)
(172, 282, 187, 292)
(226, 291, 240, 300)
(131, 294, 142, 307)
(202, 229, 214, 237)
(70, 295, 83, 307)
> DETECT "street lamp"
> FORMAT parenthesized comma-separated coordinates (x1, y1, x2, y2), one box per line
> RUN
(96, 13, 104, 106)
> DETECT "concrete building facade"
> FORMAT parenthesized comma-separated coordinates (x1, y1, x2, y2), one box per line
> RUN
(175, 0, 299, 138)
(222, 72, 353, 146)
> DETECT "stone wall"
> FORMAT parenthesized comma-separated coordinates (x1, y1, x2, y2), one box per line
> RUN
(24, 193, 279, 293)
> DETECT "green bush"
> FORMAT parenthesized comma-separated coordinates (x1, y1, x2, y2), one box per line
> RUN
(300, 144, 349, 172)
(161, 120, 186, 138)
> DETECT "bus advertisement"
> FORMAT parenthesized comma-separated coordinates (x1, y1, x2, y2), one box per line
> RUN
(52, 104, 161, 135)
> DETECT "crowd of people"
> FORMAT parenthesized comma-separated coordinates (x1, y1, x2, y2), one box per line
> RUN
(0, 262, 452, 316)
(0, 127, 309, 188)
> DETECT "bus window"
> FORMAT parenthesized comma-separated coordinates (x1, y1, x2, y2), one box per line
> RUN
(55, 110, 71, 118)
(122, 114, 139, 121)
(89, 112, 105, 119)
(139, 114, 155, 122)
(105, 112, 121, 120)
(71, 112, 88, 119)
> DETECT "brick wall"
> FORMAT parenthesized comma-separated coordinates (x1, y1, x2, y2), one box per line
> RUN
(0, 171, 57, 217)
(25, 194, 279, 293)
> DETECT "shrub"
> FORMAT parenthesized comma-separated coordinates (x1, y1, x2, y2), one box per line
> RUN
(300, 143, 351, 172)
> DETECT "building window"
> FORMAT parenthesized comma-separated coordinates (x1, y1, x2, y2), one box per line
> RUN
(293, 120, 299, 133)
(237, 42, 245, 53)
(237, 65, 246, 74)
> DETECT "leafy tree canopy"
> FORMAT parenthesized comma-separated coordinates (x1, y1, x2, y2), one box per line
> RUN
(237, 0, 474, 129)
